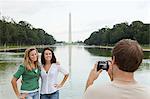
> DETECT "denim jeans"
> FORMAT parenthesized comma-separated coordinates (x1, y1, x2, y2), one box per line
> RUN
(23, 91, 39, 99)
(40, 91, 59, 99)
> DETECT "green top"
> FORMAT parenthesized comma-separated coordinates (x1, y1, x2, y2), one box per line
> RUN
(13, 64, 40, 91)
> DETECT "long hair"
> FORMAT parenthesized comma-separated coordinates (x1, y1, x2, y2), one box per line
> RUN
(23, 47, 39, 70)
(41, 47, 56, 65)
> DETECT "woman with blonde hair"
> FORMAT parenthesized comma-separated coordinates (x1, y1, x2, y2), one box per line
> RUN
(11, 47, 40, 99)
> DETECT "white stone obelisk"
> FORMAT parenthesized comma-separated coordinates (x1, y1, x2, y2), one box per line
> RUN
(69, 13, 72, 44)
(68, 13, 72, 81)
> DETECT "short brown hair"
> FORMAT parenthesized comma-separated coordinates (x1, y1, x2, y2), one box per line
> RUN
(112, 39, 143, 72)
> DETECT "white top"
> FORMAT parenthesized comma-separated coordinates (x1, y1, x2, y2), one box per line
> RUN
(21, 89, 39, 93)
(84, 81, 150, 99)
(40, 63, 68, 94)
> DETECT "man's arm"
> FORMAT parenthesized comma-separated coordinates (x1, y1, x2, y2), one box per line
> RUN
(85, 64, 102, 91)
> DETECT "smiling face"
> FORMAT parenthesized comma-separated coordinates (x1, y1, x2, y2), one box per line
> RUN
(29, 49, 38, 62)
(44, 50, 52, 62)
(41, 47, 56, 65)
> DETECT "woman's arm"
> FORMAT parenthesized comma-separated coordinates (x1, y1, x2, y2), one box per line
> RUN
(56, 74, 69, 88)
(11, 77, 20, 98)
(61, 74, 69, 86)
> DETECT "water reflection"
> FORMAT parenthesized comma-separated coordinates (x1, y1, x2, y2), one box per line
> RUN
(84, 47, 150, 71)
(0, 46, 149, 99)
(85, 47, 150, 59)
(138, 62, 150, 71)
(84, 47, 111, 57)
(0, 52, 23, 71)
(0, 62, 13, 71)
(0, 52, 23, 62)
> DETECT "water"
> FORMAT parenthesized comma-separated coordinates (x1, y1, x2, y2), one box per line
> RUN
(0, 45, 150, 99)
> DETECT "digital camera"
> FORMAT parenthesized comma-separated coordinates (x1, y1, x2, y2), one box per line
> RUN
(97, 61, 109, 71)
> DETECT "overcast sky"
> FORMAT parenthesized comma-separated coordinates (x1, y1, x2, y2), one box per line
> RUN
(0, 0, 149, 42)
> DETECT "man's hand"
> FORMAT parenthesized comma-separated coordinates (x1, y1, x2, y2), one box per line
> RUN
(107, 60, 113, 81)
(85, 63, 102, 91)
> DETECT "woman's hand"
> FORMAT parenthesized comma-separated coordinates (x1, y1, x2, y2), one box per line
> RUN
(54, 84, 63, 89)
(18, 93, 27, 99)
(56, 61, 60, 65)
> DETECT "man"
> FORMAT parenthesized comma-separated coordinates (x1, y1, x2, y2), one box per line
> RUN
(84, 39, 150, 99)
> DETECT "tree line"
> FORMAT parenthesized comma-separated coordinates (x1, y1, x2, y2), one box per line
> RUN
(84, 21, 150, 45)
(0, 17, 56, 46)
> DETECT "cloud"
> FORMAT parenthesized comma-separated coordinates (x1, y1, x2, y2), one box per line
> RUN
(0, 0, 149, 42)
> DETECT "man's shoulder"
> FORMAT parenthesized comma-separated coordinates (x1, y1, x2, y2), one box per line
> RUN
(84, 82, 150, 99)
(86, 82, 113, 93)
(133, 83, 150, 90)
(141, 85, 150, 93)
(84, 83, 114, 99)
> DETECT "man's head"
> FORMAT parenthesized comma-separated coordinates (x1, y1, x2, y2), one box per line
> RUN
(112, 39, 143, 72)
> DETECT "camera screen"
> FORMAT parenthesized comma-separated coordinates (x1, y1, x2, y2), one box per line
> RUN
(97, 61, 109, 71)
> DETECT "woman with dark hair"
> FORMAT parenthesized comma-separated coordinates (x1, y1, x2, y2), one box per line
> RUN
(40, 47, 69, 99)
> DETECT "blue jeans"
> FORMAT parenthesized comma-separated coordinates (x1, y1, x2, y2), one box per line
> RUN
(40, 91, 59, 99)
(24, 91, 39, 99)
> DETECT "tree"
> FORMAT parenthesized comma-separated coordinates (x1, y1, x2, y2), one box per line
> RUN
(84, 21, 149, 45)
